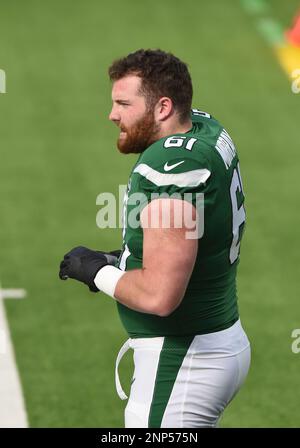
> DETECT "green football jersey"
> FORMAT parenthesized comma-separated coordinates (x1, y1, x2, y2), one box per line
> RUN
(116, 109, 246, 338)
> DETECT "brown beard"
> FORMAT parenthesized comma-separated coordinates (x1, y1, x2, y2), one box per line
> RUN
(117, 109, 161, 154)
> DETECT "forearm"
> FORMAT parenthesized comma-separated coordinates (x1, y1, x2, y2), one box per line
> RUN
(94, 265, 166, 315)
(94, 261, 187, 317)
(114, 268, 164, 315)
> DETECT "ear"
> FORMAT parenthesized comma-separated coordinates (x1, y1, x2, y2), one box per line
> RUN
(154, 97, 173, 121)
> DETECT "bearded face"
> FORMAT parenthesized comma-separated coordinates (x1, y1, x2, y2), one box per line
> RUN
(109, 75, 162, 155)
(117, 107, 161, 154)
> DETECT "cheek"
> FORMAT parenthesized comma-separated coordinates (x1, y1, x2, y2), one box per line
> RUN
(122, 104, 146, 129)
(121, 114, 137, 130)
(119, 111, 130, 125)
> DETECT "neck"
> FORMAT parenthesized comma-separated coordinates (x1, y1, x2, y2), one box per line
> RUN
(157, 117, 192, 140)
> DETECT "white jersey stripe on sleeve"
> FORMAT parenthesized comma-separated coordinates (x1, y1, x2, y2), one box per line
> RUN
(133, 163, 211, 188)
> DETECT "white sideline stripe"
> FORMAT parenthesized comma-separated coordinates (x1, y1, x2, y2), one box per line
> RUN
(0, 286, 28, 428)
(133, 163, 211, 188)
(1, 289, 27, 300)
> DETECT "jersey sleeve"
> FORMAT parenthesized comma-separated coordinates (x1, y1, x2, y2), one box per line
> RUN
(133, 139, 212, 210)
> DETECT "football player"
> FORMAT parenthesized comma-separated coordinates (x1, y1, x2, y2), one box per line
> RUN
(59, 49, 251, 428)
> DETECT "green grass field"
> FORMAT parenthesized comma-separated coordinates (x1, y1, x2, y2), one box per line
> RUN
(0, 0, 299, 427)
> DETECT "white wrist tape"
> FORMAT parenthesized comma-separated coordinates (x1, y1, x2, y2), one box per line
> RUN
(94, 265, 125, 298)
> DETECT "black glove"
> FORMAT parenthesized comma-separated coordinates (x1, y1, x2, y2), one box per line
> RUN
(59, 246, 121, 292)
(102, 249, 121, 265)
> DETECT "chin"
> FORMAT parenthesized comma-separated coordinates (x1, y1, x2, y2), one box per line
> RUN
(117, 141, 145, 155)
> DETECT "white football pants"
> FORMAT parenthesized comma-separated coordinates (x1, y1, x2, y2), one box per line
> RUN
(115, 319, 251, 428)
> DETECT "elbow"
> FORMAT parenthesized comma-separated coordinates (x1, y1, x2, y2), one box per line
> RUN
(153, 293, 182, 317)
(156, 308, 174, 318)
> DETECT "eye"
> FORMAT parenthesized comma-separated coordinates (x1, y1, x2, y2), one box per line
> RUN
(116, 100, 130, 107)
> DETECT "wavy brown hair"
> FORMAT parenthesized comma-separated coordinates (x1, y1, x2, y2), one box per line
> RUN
(108, 49, 193, 124)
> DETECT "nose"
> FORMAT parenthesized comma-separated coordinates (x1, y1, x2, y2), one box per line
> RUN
(109, 104, 120, 123)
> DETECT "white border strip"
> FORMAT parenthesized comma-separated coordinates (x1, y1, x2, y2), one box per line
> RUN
(0, 287, 28, 427)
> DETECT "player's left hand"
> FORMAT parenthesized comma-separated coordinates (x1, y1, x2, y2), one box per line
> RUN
(59, 246, 109, 292)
